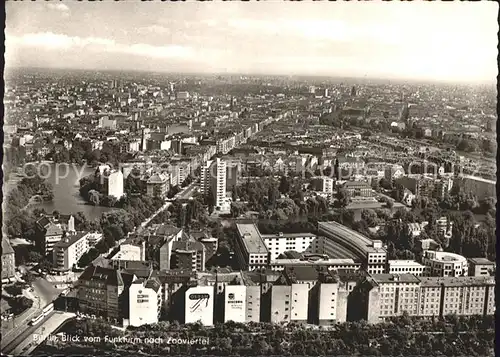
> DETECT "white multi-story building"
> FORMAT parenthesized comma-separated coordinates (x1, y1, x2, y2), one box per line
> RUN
(52, 232, 90, 272)
(110, 241, 146, 262)
(261, 232, 322, 261)
(129, 277, 162, 327)
(105, 170, 124, 199)
(185, 286, 214, 326)
(177, 91, 190, 100)
(387, 260, 425, 276)
(422, 250, 468, 277)
(201, 158, 228, 211)
(235, 224, 269, 271)
(212, 158, 227, 209)
(224, 285, 246, 323)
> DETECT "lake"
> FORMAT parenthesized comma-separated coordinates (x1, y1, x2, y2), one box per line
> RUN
(27, 163, 114, 220)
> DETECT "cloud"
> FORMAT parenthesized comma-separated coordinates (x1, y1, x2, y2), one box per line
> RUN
(121, 43, 194, 59)
(47, 3, 70, 12)
(7, 33, 115, 50)
(137, 25, 171, 35)
(6, 32, 195, 59)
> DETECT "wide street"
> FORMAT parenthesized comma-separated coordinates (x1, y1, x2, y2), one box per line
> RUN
(1, 277, 61, 351)
(2, 311, 75, 355)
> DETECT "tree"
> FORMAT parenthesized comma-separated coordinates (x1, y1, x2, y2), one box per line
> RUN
(22, 271, 35, 285)
(278, 175, 291, 195)
(88, 189, 101, 206)
(371, 179, 380, 192)
(379, 177, 393, 190)
(206, 187, 215, 214)
(28, 251, 43, 263)
(336, 188, 350, 208)
(361, 209, 379, 228)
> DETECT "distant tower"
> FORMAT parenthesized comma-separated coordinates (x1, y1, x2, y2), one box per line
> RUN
(324, 88, 329, 98)
(351, 86, 356, 97)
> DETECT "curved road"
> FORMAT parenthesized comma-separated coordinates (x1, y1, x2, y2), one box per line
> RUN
(2, 311, 74, 355)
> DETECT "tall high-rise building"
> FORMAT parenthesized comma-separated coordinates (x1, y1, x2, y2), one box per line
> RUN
(351, 85, 357, 97)
(201, 158, 227, 209)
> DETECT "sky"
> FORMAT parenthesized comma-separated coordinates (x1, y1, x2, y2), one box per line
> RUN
(5, 1, 498, 83)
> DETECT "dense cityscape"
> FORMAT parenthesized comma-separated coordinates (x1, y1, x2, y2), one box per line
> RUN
(1, 68, 496, 356)
(2, 2, 497, 357)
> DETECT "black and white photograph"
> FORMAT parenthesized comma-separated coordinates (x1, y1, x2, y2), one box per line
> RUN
(1, 1, 497, 356)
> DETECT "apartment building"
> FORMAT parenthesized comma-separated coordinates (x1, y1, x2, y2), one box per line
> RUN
(353, 274, 495, 323)
(224, 285, 247, 323)
(170, 240, 206, 271)
(77, 265, 135, 323)
(144, 172, 170, 198)
(109, 240, 146, 263)
(421, 250, 468, 277)
(184, 285, 214, 326)
(201, 158, 228, 210)
(103, 170, 124, 199)
(52, 232, 90, 272)
(235, 224, 269, 271)
(128, 276, 162, 327)
(270, 267, 349, 325)
(261, 231, 322, 261)
(157, 226, 185, 271)
(1, 238, 15, 282)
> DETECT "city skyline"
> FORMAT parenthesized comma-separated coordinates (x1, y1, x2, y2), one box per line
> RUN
(5, 2, 498, 84)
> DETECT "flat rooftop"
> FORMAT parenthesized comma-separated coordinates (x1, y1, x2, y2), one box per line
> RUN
(53, 232, 88, 249)
(271, 258, 359, 266)
(236, 223, 268, 254)
(420, 276, 495, 287)
(261, 232, 317, 239)
(468, 257, 495, 265)
(370, 274, 421, 284)
(388, 260, 425, 267)
(459, 175, 496, 185)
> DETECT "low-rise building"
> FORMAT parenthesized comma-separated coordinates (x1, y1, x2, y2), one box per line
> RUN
(386, 260, 425, 276)
(468, 258, 495, 277)
(342, 181, 374, 198)
(269, 257, 360, 272)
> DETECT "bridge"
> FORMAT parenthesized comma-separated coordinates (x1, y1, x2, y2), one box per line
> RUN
(1, 311, 75, 355)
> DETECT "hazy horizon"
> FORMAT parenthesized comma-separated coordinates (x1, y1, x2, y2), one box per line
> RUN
(5, 2, 498, 84)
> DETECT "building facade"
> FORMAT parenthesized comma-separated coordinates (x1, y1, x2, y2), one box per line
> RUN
(1, 238, 16, 282)
(184, 286, 214, 326)
(421, 250, 468, 277)
(128, 277, 162, 327)
(52, 232, 90, 272)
